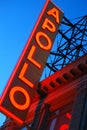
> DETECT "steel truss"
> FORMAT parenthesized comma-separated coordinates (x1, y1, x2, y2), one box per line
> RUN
(41, 15, 87, 80)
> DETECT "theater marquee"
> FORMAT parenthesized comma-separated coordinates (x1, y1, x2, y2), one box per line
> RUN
(0, 0, 64, 124)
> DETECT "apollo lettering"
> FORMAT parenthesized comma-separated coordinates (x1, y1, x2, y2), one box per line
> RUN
(0, 0, 63, 124)
(9, 6, 60, 111)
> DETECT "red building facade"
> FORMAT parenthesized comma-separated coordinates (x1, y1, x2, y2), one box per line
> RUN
(1, 54, 87, 130)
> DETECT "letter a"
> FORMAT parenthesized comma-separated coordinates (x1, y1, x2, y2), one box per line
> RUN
(47, 7, 60, 24)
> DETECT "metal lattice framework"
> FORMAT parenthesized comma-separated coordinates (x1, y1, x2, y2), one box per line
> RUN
(41, 15, 87, 80)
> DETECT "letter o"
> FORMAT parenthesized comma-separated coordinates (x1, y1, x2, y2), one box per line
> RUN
(36, 31, 52, 50)
(9, 86, 30, 110)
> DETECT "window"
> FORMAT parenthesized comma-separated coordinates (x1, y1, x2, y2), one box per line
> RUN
(46, 102, 74, 130)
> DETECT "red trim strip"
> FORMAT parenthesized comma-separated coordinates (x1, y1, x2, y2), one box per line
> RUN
(0, 106, 23, 124)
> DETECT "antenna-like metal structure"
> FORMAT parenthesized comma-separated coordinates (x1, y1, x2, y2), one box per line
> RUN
(41, 15, 87, 79)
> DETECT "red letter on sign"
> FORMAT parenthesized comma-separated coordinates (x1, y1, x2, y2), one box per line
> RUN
(36, 31, 52, 51)
(27, 45, 42, 69)
(42, 18, 56, 32)
(9, 86, 31, 110)
(18, 62, 34, 88)
(47, 7, 60, 24)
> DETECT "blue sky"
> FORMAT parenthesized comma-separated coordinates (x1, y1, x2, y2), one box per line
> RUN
(0, 0, 87, 126)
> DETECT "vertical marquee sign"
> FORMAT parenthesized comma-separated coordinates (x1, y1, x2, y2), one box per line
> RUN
(0, 0, 63, 124)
